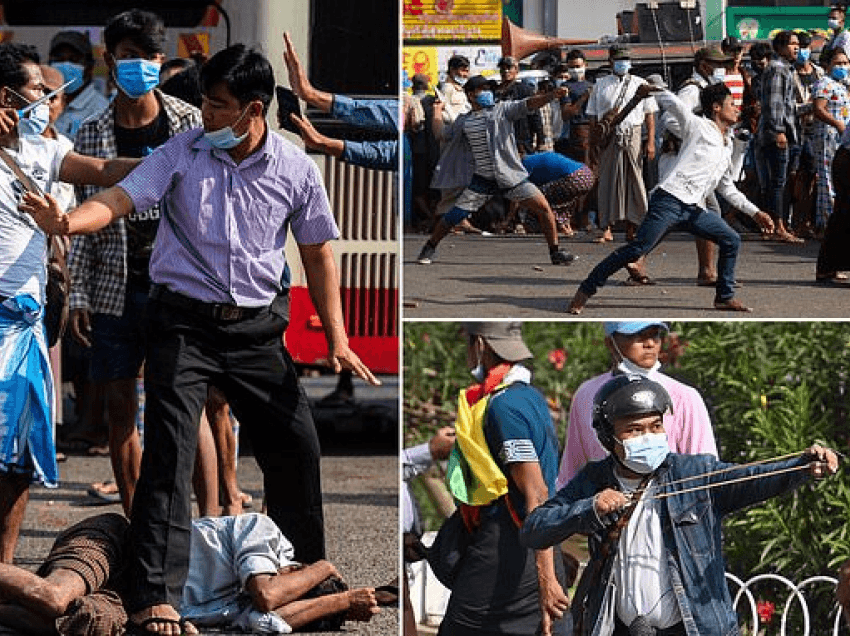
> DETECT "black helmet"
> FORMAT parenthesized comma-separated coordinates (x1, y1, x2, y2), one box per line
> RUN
(592, 375, 673, 450)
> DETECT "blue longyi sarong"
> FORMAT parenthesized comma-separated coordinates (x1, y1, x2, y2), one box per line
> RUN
(0, 294, 58, 487)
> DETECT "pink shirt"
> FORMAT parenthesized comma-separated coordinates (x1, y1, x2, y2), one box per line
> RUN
(555, 370, 718, 489)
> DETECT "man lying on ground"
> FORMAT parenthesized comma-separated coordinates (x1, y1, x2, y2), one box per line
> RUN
(0, 512, 386, 635)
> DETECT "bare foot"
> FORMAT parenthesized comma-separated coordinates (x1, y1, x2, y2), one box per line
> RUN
(129, 605, 198, 635)
(345, 588, 380, 622)
(567, 289, 589, 315)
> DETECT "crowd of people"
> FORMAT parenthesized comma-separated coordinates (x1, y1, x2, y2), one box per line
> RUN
(411, 321, 843, 636)
(0, 7, 396, 635)
(405, 8, 850, 311)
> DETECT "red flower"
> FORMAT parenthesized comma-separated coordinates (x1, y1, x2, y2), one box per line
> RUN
(548, 348, 567, 371)
(757, 600, 775, 624)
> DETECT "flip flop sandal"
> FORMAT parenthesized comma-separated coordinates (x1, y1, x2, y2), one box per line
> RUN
(126, 617, 194, 636)
(374, 584, 400, 606)
(624, 272, 655, 286)
(87, 481, 121, 504)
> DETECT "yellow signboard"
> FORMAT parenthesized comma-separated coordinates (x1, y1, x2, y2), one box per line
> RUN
(402, 46, 440, 89)
(403, 0, 501, 42)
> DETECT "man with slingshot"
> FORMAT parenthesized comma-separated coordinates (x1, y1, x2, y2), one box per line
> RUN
(520, 374, 839, 636)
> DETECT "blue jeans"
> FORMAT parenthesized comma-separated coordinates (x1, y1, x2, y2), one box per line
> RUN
(761, 140, 790, 224)
(579, 189, 741, 302)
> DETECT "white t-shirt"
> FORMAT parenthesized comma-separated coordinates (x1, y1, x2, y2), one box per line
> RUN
(0, 135, 70, 304)
(586, 74, 658, 130)
(611, 475, 683, 629)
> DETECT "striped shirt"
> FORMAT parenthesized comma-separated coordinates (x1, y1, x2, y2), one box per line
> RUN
(724, 72, 745, 108)
(67, 91, 202, 315)
(463, 110, 497, 178)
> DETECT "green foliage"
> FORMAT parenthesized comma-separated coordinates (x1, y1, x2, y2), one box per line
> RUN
(669, 322, 850, 583)
(404, 321, 850, 588)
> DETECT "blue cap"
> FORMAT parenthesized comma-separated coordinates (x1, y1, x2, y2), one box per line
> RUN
(603, 321, 669, 336)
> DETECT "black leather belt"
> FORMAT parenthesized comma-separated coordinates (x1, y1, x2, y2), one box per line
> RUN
(149, 284, 266, 322)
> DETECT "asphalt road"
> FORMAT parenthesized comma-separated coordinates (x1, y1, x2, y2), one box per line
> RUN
(5, 376, 400, 636)
(403, 230, 849, 318)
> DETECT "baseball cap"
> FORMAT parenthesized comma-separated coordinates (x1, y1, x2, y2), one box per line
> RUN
(465, 322, 533, 362)
(464, 75, 498, 93)
(49, 31, 94, 65)
(603, 321, 669, 336)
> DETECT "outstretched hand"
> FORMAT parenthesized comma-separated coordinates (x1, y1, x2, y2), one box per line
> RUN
(753, 211, 775, 234)
(636, 83, 662, 99)
(19, 191, 68, 235)
(289, 113, 323, 150)
(282, 32, 311, 102)
(805, 444, 839, 478)
(329, 342, 381, 386)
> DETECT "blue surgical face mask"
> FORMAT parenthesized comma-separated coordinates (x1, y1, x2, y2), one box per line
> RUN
(475, 90, 495, 108)
(617, 431, 669, 474)
(832, 65, 850, 81)
(18, 102, 50, 137)
(204, 106, 250, 149)
(829, 18, 843, 31)
(613, 60, 631, 76)
(452, 74, 467, 86)
(797, 48, 811, 64)
(114, 58, 161, 99)
(51, 61, 84, 94)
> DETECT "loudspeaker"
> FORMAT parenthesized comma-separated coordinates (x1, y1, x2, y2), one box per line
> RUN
(635, 2, 703, 43)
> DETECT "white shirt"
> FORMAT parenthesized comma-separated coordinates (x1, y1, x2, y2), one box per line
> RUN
(440, 81, 471, 125)
(654, 90, 759, 217)
(182, 513, 297, 633)
(659, 71, 706, 139)
(403, 442, 433, 532)
(611, 475, 683, 629)
(586, 73, 658, 130)
(0, 135, 70, 304)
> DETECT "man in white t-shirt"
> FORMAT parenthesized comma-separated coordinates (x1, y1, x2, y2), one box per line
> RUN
(0, 42, 139, 564)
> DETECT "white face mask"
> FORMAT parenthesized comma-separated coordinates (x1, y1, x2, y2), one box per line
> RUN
(711, 67, 727, 83)
(611, 337, 661, 378)
(568, 67, 586, 80)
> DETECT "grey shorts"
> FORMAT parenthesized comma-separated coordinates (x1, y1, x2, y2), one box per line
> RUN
(454, 175, 541, 212)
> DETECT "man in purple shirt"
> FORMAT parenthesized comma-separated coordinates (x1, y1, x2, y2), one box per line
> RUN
(22, 44, 378, 636)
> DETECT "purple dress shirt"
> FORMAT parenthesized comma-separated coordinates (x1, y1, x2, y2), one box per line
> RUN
(118, 127, 339, 306)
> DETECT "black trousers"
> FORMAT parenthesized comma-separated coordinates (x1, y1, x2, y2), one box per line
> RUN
(126, 298, 324, 612)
